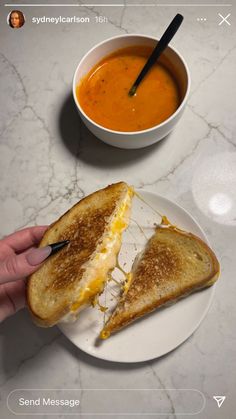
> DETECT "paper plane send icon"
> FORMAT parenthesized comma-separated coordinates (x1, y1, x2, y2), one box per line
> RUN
(213, 396, 226, 408)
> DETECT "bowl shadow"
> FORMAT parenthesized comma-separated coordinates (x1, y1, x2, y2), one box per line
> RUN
(58, 93, 171, 169)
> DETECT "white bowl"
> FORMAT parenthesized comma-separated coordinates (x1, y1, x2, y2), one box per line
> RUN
(73, 34, 190, 149)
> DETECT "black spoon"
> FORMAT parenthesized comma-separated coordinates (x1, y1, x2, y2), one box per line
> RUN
(128, 14, 184, 97)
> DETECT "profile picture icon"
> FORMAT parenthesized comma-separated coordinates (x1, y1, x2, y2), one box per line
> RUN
(8, 10, 25, 29)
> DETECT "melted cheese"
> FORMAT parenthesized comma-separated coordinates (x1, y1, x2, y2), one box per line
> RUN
(91, 295, 108, 313)
(100, 330, 110, 339)
(99, 271, 134, 340)
(60, 187, 133, 324)
(134, 191, 175, 228)
(134, 191, 163, 219)
(161, 215, 171, 226)
(100, 193, 174, 337)
(123, 272, 133, 294)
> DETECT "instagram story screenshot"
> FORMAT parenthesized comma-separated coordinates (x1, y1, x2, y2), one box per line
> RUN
(0, 0, 235, 418)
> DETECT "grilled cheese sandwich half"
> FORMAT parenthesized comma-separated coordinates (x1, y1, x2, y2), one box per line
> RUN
(100, 224, 220, 338)
(27, 182, 133, 327)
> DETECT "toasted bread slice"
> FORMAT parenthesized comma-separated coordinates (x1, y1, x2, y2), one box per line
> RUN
(100, 226, 220, 338)
(27, 182, 133, 327)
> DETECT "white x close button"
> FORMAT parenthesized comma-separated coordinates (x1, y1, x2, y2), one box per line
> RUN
(218, 13, 231, 26)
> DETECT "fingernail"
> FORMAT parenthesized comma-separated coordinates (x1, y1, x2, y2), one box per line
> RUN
(49, 240, 70, 256)
(26, 246, 52, 266)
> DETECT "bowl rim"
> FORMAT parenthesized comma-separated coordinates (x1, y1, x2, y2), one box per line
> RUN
(72, 33, 191, 137)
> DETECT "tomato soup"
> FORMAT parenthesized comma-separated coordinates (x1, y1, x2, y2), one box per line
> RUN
(77, 46, 180, 132)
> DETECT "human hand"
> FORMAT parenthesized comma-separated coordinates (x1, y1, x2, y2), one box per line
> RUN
(0, 226, 50, 322)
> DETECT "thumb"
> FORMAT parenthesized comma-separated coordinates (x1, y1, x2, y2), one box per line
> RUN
(0, 246, 52, 284)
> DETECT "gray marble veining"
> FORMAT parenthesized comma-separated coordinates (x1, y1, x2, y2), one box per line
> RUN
(0, 1, 236, 418)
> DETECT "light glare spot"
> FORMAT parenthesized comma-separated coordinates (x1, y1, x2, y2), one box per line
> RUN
(209, 193, 232, 215)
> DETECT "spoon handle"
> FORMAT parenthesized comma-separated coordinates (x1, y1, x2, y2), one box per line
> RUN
(129, 14, 184, 96)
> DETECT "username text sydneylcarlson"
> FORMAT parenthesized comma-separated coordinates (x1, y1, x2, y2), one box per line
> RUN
(32, 16, 90, 24)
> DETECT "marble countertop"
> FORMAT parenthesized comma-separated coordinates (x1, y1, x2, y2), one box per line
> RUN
(0, 1, 236, 418)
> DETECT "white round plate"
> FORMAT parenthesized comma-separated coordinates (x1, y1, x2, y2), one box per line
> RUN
(59, 191, 215, 363)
